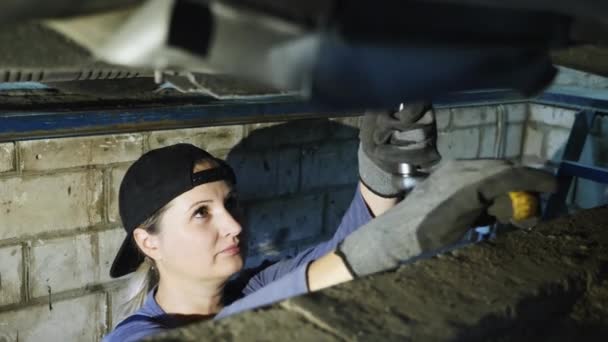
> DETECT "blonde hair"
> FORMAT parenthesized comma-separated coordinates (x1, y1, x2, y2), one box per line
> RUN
(115, 157, 223, 325)
(115, 209, 164, 325)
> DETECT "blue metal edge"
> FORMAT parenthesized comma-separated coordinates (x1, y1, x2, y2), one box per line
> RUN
(1, 86, 607, 142)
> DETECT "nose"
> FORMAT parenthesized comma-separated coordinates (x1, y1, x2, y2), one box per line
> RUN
(219, 208, 242, 238)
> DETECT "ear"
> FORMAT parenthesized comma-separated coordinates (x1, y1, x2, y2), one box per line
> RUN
(133, 228, 162, 261)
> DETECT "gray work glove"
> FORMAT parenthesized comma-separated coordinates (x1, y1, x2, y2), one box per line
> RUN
(338, 159, 556, 277)
(359, 102, 441, 197)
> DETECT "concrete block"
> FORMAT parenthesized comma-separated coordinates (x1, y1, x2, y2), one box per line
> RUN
(529, 104, 577, 129)
(478, 126, 498, 158)
(301, 140, 358, 191)
(545, 129, 570, 161)
(451, 106, 497, 127)
(0, 142, 15, 173)
(246, 194, 324, 253)
(227, 147, 299, 200)
(522, 125, 544, 159)
(244, 119, 331, 149)
(148, 125, 244, 154)
(505, 103, 527, 123)
(0, 245, 22, 306)
(324, 186, 358, 237)
(437, 128, 480, 159)
(478, 124, 524, 159)
(109, 166, 128, 223)
(0, 293, 106, 342)
(505, 124, 524, 158)
(434, 108, 451, 131)
(20, 134, 143, 171)
(29, 234, 97, 298)
(98, 229, 127, 283)
(0, 171, 103, 240)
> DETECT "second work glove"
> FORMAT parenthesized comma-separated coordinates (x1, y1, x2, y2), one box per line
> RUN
(338, 159, 556, 277)
(359, 102, 441, 197)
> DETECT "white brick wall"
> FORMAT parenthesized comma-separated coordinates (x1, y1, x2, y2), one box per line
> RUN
(148, 125, 244, 154)
(19, 134, 143, 171)
(246, 194, 324, 253)
(0, 245, 22, 306)
(0, 142, 15, 173)
(0, 171, 103, 240)
(0, 294, 106, 342)
(98, 229, 127, 283)
(438, 128, 480, 159)
(29, 234, 98, 298)
(0, 102, 604, 341)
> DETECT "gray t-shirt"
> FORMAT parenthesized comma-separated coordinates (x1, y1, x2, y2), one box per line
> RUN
(103, 187, 372, 342)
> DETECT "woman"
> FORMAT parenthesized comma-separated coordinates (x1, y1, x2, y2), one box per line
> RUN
(103, 142, 396, 342)
(104, 107, 555, 341)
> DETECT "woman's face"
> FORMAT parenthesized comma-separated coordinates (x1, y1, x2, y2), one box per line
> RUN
(153, 173, 244, 283)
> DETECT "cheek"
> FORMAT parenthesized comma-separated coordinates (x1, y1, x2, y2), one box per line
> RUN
(161, 224, 219, 266)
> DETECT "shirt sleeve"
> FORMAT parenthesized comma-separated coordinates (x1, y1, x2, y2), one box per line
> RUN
(215, 263, 309, 319)
(241, 184, 373, 296)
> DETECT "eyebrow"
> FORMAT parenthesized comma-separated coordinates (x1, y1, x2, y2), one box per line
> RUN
(187, 200, 213, 212)
(186, 191, 237, 212)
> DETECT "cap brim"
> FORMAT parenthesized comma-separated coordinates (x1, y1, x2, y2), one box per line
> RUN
(109, 234, 144, 278)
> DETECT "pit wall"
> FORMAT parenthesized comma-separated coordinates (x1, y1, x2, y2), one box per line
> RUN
(0, 102, 607, 341)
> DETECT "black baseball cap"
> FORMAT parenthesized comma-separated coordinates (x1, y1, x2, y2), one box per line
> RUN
(110, 143, 236, 278)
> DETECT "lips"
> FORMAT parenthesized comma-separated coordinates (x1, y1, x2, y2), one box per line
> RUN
(219, 244, 240, 256)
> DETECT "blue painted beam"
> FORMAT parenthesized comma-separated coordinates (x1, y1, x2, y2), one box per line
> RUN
(0, 85, 607, 142)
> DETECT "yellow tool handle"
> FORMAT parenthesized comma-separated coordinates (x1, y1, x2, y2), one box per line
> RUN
(508, 191, 539, 221)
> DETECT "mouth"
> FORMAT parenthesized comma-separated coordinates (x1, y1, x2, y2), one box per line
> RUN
(219, 244, 240, 256)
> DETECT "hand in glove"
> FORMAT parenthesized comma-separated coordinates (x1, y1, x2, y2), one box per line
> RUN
(359, 102, 441, 197)
(338, 159, 556, 277)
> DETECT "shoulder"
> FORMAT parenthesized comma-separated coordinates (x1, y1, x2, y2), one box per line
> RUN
(103, 314, 166, 342)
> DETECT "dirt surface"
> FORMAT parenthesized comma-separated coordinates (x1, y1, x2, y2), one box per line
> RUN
(146, 205, 608, 341)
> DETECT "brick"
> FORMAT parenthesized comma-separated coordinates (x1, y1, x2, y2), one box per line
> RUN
(244, 119, 330, 149)
(545, 129, 570, 161)
(148, 125, 244, 154)
(505, 103, 527, 123)
(451, 106, 497, 127)
(301, 140, 358, 191)
(19, 134, 143, 171)
(478, 126, 498, 158)
(522, 125, 544, 159)
(529, 104, 577, 129)
(478, 124, 524, 159)
(505, 124, 524, 158)
(437, 128, 480, 159)
(0, 171, 103, 240)
(0, 142, 15, 172)
(29, 234, 97, 298)
(109, 166, 128, 223)
(227, 147, 299, 200)
(324, 186, 357, 237)
(245, 194, 324, 253)
(0, 293, 106, 342)
(0, 245, 22, 306)
(98, 229, 127, 283)
(434, 108, 451, 131)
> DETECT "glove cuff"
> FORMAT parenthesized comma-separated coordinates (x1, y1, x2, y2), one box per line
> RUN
(358, 146, 402, 198)
(333, 246, 358, 278)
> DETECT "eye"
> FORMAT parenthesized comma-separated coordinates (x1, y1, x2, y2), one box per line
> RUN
(193, 205, 209, 219)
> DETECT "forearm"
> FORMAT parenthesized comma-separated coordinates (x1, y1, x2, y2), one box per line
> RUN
(359, 181, 399, 217)
(307, 251, 353, 291)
